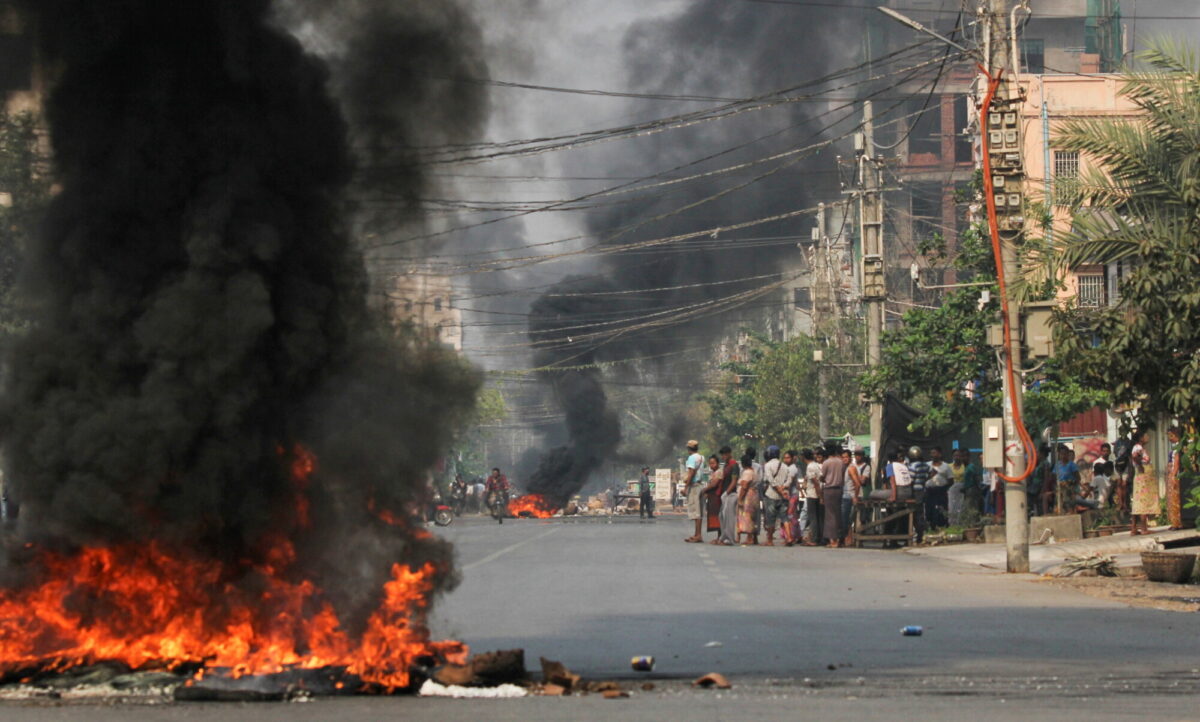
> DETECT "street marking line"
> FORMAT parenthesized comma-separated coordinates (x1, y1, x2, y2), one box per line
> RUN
(702, 559, 717, 566)
(461, 527, 560, 572)
(718, 580, 737, 590)
(728, 591, 747, 601)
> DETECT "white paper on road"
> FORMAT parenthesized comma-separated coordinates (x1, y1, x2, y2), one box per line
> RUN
(419, 680, 527, 698)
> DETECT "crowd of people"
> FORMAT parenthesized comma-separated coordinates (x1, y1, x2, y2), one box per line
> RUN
(676, 439, 989, 547)
(671, 424, 1188, 548)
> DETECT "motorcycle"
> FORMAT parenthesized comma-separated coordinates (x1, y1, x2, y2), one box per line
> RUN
(450, 483, 467, 517)
(487, 489, 509, 524)
(428, 490, 454, 527)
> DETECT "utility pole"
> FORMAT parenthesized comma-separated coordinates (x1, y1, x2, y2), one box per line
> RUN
(858, 101, 885, 473)
(982, 0, 1029, 573)
(815, 203, 831, 440)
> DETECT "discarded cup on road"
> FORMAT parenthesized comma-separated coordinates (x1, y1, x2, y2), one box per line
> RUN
(901, 626, 923, 636)
(631, 656, 655, 672)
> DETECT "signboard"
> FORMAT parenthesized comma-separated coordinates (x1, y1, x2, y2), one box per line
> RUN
(655, 469, 674, 502)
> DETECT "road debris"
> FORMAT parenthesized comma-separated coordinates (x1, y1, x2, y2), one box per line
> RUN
(602, 689, 630, 699)
(704, 640, 723, 648)
(901, 626, 923, 636)
(1056, 554, 1118, 577)
(539, 657, 581, 692)
(693, 673, 732, 689)
(418, 680, 527, 698)
(631, 656, 655, 672)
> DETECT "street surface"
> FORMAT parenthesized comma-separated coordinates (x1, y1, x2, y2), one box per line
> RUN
(5, 514, 1200, 720)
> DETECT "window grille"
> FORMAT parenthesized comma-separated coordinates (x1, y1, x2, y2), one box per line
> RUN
(1077, 274, 1106, 307)
(1054, 150, 1079, 179)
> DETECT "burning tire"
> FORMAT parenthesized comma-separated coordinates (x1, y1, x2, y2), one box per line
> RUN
(434, 508, 454, 527)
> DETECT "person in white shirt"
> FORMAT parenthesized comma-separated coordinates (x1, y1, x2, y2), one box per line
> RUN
(925, 446, 953, 528)
(682, 440, 706, 543)
(802, 448, 823, 546)
(760, 446, 791, 546)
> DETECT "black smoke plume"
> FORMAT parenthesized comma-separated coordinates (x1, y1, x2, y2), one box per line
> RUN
(2, 0, 485, 625)
(525, 277, 623, 504)
(523, 1, 852, 499)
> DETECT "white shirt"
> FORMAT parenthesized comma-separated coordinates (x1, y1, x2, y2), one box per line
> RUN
(889, 461, 912, 487)
(928, 461, 953, 488)
(762, 458, 792, 501)
(805, 461, 822, 499)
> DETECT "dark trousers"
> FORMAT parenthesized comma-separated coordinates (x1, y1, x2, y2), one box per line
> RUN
(805, 497, 822, 542)
(639, 491, 654, 518)
(823, 487, 844, 542)
(924, 486, 949, 528)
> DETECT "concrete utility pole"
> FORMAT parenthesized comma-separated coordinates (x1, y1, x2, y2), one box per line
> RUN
(982, 0, 1030, 573)
(815, 203, 831, 440)
(858, 101, 885, 473)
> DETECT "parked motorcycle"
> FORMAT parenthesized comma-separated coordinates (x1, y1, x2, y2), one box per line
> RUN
(429, 490, 454, 527)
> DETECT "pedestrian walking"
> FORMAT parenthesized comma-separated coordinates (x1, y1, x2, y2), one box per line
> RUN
(682, 440, 705, 543)
(638, 466, 655, 519)
(821, 446, 846, 548)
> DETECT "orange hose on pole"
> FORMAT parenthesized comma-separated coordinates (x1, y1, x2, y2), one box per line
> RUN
(977, 65, 1037, 485)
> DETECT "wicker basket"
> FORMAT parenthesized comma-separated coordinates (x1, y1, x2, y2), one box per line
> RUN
(1141, 552, 1196, 584)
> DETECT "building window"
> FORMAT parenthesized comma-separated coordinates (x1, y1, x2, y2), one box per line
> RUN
(1054, 150, 1079, 179)
(1077, 274, 1106, 307)
(404, 299, 413, 313)
(1020, 38, 1045, 74)
(793, 287, 811, 311)
(433, 297, 443, 311)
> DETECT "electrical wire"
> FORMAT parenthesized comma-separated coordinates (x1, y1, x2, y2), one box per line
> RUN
(978, 66, 1037, 485)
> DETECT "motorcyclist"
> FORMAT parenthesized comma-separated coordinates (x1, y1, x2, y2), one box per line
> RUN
(485, 468, 511, 524)
(450, 474, 468, 516)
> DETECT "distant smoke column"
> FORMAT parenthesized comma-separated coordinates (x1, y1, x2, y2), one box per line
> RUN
(525, 277, 622, 504)
(2, 0, 482, 618)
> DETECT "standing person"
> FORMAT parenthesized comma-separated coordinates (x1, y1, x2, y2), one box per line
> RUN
(704, 446, 734, 540)
(735, 453, 760, 546)
(1053, 445, 1081, 513)
(638, 466, 655, 519)
(780, 450, 802, 546)
(1166, 427, 1184, 529)
(925, 447, 953, 529)
(870, 450, 913, 544)
(1092, 442, 1114, 507)
(821, 447, 846, 548)
(952, 449, 983, 519)
(485, 468, 510, 524)
(704, 455, 736, 546)
(906, 447, 930, 540)
(841, 449, 862, 546)
(682, 440, 705, 543)
(1130, 430, 1159, 535)
(802, 449, 823, 546)
(761, 446, 791, 546)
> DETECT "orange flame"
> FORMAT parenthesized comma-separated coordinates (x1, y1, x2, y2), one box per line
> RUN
(0, 445, 462, 691)
(507, 494, 558, 519)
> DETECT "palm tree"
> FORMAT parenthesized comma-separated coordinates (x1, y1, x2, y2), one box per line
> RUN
(1028, 39, 1200, 429)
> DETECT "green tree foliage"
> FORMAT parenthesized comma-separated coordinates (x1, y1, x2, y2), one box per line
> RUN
(701, 328, 865, 449)
(0, 111, 50, 340)
(862, 218, 1105, 434)
(1034, 40, 1200, 427)
(452, 385, 507, 479)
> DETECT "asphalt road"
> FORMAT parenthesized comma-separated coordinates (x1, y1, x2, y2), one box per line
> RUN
(5, 514, 1200, 720)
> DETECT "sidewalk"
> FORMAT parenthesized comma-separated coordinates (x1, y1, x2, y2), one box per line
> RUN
(908, 527, 1200, 575)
